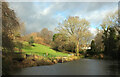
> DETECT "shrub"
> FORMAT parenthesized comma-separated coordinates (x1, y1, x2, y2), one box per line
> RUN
(28, 36, 34, 46)
(15, 41, 23, 52)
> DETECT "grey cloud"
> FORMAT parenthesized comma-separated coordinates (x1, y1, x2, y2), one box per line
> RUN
(84, 2, 117, 12)
(8, 2, 118, 34)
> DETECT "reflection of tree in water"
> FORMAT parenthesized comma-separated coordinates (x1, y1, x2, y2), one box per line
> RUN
(108, 60, 120, 75)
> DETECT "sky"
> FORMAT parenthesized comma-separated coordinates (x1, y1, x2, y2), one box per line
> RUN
(8, 2, 118, 35)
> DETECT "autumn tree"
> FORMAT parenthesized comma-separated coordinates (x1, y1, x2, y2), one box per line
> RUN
(2, 2, 23, 75)
(38, 28, 53, 45)
(16, 22, 26, 37)
(57, 16, 91, 56)
(2, 2, 20, 52)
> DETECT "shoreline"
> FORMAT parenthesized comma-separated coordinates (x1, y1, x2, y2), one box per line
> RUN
(13, 53, 81, 68)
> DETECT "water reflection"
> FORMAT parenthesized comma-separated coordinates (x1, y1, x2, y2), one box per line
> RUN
(11, 59, 120, 75)
(107, 60, 120, 75)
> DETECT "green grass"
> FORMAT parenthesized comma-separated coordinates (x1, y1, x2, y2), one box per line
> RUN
(17, 42, 68, 57)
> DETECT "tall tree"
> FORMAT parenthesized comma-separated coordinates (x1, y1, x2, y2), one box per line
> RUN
(2, 2, 23, 75)
(94, 30, 104, 52)
(100, 10, 118, 56)
(108, 27, 118, 56)
(2, 2, 20, 52)
(57, 16, 91, 56)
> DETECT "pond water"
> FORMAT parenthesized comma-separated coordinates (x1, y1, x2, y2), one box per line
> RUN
(11, 59, 120, 75)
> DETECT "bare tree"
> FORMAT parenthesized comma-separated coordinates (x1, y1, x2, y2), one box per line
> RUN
(38, 28, 53, 45)
(57, 16, 91, 56)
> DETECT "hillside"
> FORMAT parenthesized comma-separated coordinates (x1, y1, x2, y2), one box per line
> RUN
(15, 42, 68, 57)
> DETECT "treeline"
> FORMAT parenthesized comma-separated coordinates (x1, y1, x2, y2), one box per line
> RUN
(87, 10, 120, 59)
(19, 28, 53, 46)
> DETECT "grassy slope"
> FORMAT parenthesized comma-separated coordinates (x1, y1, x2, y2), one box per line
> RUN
(18, 42, 68, 57)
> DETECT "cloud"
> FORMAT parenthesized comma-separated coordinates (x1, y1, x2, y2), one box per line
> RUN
(85, 7, 117, 26)
(88, 27, 97, 36)
(8, 2, 118, 34)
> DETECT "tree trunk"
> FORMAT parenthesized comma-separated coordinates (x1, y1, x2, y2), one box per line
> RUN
(76, 41, 79, 56)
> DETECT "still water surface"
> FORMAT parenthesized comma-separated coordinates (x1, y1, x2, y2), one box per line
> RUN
(12, 59, 120, 75)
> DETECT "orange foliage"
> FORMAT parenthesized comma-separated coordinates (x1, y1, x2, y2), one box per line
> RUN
(19, 32, 50, 46)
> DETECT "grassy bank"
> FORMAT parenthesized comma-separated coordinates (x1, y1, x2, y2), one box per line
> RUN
(15, 42, 69, 57)
(13, 41, 80, 68)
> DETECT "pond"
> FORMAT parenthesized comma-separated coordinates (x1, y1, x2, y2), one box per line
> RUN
(11, 59, 120, 75)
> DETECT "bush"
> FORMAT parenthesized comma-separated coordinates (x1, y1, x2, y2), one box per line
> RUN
(86, 49, 103, 56)
(64, 42, 76, 52)
(79, 51, 84, 54)
(28, 36, 34, 46)
(15, 41, 23, 52)
(52, 34, 76, 52)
